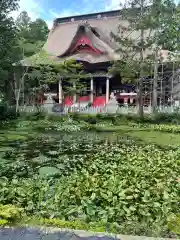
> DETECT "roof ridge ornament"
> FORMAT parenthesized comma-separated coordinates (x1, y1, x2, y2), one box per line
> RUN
(78, 20, 90, 26)
(78, 20, 91, 32)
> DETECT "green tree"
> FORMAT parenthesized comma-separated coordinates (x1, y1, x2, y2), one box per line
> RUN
(27, 59, 87, 108)
(16, 11, 49, 58)
(110, 1, 152, 118)
(147, 0, 176, 112)
(0, 0, 20, 94)
(16, 11, 30, 39)
(154, 0, 178, 52)
(61, 61, 88, 105)
(110, 0, 176, 116)
(29, 18, 49, 42)
(11, 50, 87, 110)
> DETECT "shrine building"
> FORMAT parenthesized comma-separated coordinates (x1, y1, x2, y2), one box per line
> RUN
(23, 9, 173, 107)
(41, 9, 140, 106)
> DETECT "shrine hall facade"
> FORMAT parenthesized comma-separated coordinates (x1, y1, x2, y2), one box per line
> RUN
(34, 8, 173, 107)
(19, 8, 177, 107)
(39, 9, 141, 107)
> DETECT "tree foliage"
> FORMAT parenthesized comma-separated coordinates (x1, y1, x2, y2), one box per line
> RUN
(16, 11, 49, 58)
(163, 4, 180, 52)
(27, 58, 88, 105)
(0, 0, 20, 91)
(0, 3, 50, 102)
(18, 50, 88, 105)
(109, 0, 177, 116)
(110, 0, 176, 80)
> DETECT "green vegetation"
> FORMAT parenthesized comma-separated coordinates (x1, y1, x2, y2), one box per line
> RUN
(1, 0, 180, 237)
(0, 205, 23, 225)
(168, 214, 180, 235)
(16, 11, 49, 58)
(110, 0, 180, 116)
(0, 115, 179, 238)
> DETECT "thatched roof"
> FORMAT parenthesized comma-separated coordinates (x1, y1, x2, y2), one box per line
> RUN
(43, 13, 122, 64)
(21, 9, 179, 66)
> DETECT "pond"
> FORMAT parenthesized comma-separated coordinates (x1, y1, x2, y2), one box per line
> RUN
(0, 122, 179, 237)
(0, 128, 135, 179)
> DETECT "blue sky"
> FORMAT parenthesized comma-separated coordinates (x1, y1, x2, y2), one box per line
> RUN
(13, 0, 120, 28)
(13, 0, 179, 29)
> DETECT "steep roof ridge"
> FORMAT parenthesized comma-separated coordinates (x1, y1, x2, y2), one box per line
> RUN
(54, 9, 120, 25)
(53, 6, 145, 26)
(51, 15, 120, 33)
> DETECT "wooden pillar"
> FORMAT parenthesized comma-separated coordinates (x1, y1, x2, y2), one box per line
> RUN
(106, 76, 110, 104)
(58, 79, 62, 104)
(90, 77, 93, 103)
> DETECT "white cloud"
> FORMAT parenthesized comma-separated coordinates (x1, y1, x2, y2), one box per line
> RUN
(12, 0, 54, 28)
(105, 0, 133, 11)
(50, 9, 81, 18)
(12, 0, 179, 31)
(46, 20, 54, 29)
(12, 0, 82, 29)
(46, 9, 82, 29)
(49, 0, 123, 25)
(47, 0, 120, 30)
(105, 0, 121, 11)
(12, 0, 44, 21)
(11, 0, 125, 30)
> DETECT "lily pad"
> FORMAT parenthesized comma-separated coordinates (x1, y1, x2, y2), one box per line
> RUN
(38, 166, 60, 177)
(32, 155, 50, 164)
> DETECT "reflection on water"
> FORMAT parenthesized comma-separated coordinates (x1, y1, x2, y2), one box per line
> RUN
(0, 130, 136, 178)
(0, 130, 135, 157)
(0, 130, 135, 155)
(46, 131, 134, 144)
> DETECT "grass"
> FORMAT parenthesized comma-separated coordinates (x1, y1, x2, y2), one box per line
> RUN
(127, 130, 180, 146)
(95, 124, 180, 146)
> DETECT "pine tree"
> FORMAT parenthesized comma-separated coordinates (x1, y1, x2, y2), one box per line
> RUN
(58, 60, 88, 105)
(110, 0, 152, 118)
(110, 0, 176, 116)
(147, 0, 176, 113)
(18, 53, 88, 107)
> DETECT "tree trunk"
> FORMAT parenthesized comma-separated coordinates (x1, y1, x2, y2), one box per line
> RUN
(138, 78, 144, 118)
(14, 73, 21, 114)
(15, 89, 20, 114)
(138, 0, 145, 119)
(152, 48, 158, 114)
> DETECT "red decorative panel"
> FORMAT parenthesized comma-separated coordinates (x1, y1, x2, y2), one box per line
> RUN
(64, 96, 73, 106)
(64, 95, 106, 107)
(71, 36, 102, 54)
(79, 96, 90, 101)
(93, 96, 106, 107)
